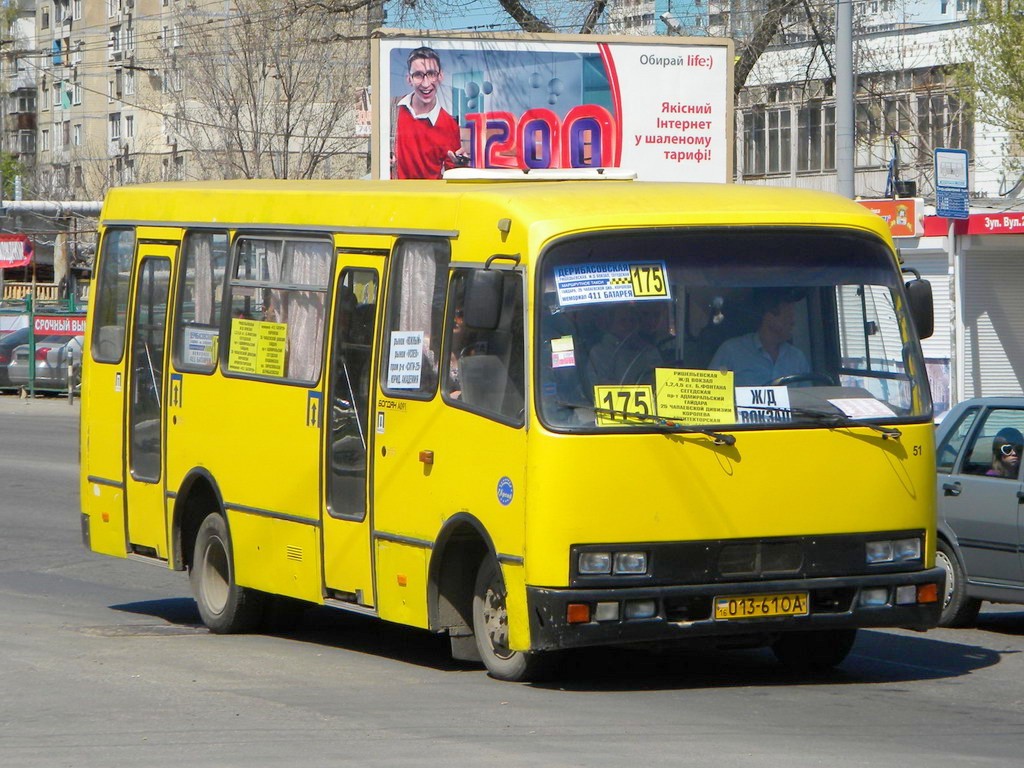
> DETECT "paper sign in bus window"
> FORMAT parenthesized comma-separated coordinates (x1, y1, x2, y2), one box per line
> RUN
(228, 318, 260, 374)
(388, 331, 424, 389)
(735, 386, 792, 424)
(828, 398, 897, 419)
(654, 368, 736, 424)
(256, 321, 287, 377)
(184, 326, 218, 368)
(551, 335, 576, 368)
(554, 261, 671, 307)
(227, 318, 287, 377)
(593, 385, 654, 426)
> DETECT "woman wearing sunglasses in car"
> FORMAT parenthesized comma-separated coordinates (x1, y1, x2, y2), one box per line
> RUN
(987, 427, 1024, 479)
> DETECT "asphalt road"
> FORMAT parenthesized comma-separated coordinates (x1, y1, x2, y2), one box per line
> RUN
(2, 394, 1023, 767)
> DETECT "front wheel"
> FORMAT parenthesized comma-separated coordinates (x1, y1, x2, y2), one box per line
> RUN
(472, 557, 556, 682)
(771, 628, 857, 671)
(190, 512, 263, 634)
(935, 539, 981, 628)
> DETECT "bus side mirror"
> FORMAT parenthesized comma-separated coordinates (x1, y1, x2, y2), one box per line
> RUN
(905, 278, 933, 340)
(464, 270, 503, 330)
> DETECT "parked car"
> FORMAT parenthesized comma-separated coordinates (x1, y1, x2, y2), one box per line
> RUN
(0, 326, 32, 390)
(6, 334, 83, 392)
(935, 397, 1024, 626)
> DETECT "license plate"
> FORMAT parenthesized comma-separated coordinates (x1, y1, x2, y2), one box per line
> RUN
(714, 592, 809, 620)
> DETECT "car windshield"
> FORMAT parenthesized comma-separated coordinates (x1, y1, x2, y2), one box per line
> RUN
(536, 228, 931, 432)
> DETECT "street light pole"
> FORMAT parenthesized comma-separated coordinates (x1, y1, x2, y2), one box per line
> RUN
(835, 0, 855, 198)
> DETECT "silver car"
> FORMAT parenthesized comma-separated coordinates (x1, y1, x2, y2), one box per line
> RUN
(935, 397, 1024, 626)
(6, 334, 83, 392)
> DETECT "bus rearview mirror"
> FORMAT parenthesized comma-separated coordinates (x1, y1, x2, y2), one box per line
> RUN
(905, 278, 933, 340)
(464, 270, 503, 330)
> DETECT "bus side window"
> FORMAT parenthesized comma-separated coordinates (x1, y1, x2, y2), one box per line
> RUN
(225, 236, 331, 384)
(172, 231, 228, 373)
(443, 268, 525, 426)
(91, 227, 136, 364)
(381, 238, 450, 398)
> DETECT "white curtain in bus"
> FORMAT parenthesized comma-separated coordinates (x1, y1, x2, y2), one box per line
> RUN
(284, 241, 331, 381)
(397, 240, 440, 376)
(193, 235, 213, 325)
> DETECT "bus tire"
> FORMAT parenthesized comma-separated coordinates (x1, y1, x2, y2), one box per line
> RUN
(190, 512, 263, 634)
(935, 539, 981, 628)
(472, 557, 556, 682)
(771, 628, 857, 671)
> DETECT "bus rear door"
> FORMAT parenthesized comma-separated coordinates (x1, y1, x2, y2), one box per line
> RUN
(124, 244, 176, 559)
(322, 256, 383, 607)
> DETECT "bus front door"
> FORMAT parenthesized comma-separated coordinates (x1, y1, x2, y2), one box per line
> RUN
(322, 264, 381, 607)
(124, 251, 173, 559)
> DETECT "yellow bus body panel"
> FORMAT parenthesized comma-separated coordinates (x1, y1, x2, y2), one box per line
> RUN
(83, 178, 934, 659)
(524, 423, 936, 589)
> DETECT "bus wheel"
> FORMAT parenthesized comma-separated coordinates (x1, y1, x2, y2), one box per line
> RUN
(935, 539, 981, 628)
(190, 512, 263, 634)
(472, 557, 555, 682)
(771, 628, 857, 671)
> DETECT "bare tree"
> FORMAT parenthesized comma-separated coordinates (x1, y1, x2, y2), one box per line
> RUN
(161, 0, 369, 180)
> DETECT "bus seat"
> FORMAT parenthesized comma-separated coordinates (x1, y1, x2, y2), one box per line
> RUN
(459, 354, 507, 413)
(96, 326, 124, 359)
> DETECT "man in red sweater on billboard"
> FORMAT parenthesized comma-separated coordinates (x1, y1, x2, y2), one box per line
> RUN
(393, 47, 467, 179)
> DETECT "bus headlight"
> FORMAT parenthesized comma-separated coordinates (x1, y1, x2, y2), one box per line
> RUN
(866, 537, 922, 564)
(578, 551, 612, 574)
(577, 550, 649, 576)
(613, 551, 648, 575)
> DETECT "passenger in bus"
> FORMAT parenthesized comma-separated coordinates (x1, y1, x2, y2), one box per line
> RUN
(636, 300, 677, 363)
(987, 427, 1023, 479)
(393, 46, 468, 180)
(709, 289, 809, 386)
(585, 302, 663, 385)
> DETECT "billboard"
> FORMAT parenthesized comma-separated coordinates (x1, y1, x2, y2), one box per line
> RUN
(0, 234, 33, 269)
(372, 31, 733, 182)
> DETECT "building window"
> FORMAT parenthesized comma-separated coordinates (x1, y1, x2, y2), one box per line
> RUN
(73, 123, 82, 146)
(797, 102, 836, 172)
(41, 130, 50, 151)
(126, 115, 134, 139)
(109, 113, 121, 142)
(767, 109, 791, 174)
(742, 106, 790, 176)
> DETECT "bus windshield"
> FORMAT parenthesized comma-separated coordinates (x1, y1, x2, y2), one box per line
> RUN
(537, 228, 931, 432)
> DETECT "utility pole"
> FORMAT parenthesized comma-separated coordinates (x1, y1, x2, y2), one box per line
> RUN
(835, 0, 855, 198)
(366, 0, 386, 175)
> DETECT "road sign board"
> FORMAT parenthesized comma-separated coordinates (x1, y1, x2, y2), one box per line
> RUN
(934, 148, 970, 220)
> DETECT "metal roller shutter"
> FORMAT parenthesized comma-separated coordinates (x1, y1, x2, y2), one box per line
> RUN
(963, 252, 1024, 398)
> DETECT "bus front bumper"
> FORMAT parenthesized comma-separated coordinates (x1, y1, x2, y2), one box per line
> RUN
(526, 567, 945, 652)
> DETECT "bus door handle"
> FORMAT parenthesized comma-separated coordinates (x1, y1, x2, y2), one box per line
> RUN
(942, 481, 961, 497)
(1016, 490, 1024, 504)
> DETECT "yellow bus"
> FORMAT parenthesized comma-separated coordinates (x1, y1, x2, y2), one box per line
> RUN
(80, 174, 943, 681)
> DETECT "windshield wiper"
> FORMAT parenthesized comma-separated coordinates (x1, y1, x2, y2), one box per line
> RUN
(558, 401, 737, 446)
(790, 406, 902, 440)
